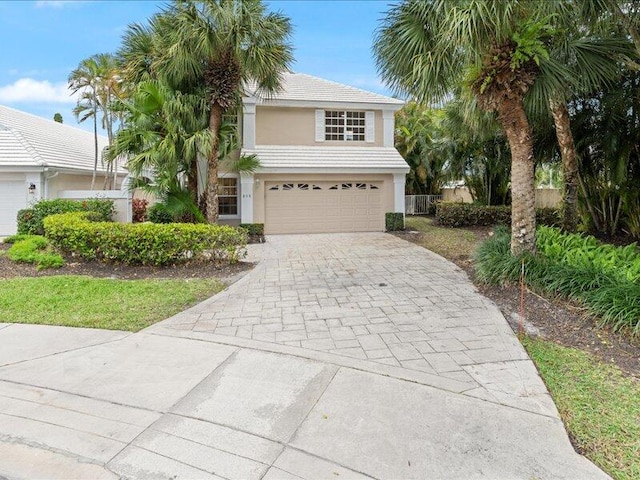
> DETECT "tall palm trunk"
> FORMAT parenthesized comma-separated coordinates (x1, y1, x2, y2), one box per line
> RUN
(549, 98, 579, 232)
(91, 96, 98, 191)
(496, 97, 537, 255)
(206, 103, 223, 224)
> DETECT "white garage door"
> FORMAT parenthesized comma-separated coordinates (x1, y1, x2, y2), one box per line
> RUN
(0, 179, 27, 236)
(265, 181, 384, 234)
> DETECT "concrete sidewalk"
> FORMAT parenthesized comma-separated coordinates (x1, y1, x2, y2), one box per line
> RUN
(0, 233, 609, 479)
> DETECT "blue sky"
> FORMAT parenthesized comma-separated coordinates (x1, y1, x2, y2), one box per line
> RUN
(0, 0, 393, 133)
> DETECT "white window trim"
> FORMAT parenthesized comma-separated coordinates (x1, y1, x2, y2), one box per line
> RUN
(218, 174, 240, 219)
(322, 110, 371, 143)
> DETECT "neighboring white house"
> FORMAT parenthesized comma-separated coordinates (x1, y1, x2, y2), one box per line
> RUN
(224, 72, 409, 234)
(0, 105, 125, 235)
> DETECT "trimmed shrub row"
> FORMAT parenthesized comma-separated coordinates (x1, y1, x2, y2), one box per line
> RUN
(475, 227, 640, 335)
(435, 202, 560, 228)
(18, 199, 114, 235)
(43, 212, 247, 266)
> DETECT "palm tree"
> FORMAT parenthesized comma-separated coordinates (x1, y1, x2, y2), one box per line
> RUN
(107, 79, 212, 221)
(69, 57, 101, 189)
(69, 53, 124, 189)
(395, 103, 449, 195)
(149, 0, 293, 223)
(525, 12, 633, 232)
(374, 1, 568, 254)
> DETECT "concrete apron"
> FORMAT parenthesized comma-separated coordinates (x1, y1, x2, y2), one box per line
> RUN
(0, 233, 610, 480)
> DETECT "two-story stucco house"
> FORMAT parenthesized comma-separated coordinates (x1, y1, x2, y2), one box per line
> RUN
(220, 73, 408, 234)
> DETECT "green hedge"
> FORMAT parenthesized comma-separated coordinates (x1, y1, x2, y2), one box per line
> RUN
(43, 212, 247, 266)
(18, 199, 114, 235)
(386, 212, 405, 231)
(475, 227, 640, 335)
(239, 223, 264, 236)
(435, 202, 560, 228)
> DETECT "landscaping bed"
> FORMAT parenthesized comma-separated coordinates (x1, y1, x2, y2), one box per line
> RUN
(0, 242, 252, 281)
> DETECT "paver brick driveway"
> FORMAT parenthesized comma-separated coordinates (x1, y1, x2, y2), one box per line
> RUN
(157, 232, 553, 415)
(0, 233, 609, 479)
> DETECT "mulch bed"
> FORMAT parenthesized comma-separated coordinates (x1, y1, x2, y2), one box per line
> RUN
(399, 226, 640, 380)
(0, 243, 253, 281)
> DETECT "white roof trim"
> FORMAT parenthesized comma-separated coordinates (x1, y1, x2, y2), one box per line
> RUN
(243, 145, 410, 173)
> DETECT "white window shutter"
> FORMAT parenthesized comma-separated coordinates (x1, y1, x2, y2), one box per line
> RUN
(365, 111, 375, 143)
(315, 109, 325, 142)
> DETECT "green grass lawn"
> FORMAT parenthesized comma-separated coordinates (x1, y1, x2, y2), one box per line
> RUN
(405, 215, 481, 260)
(524, 337, 640, 480)
(0, 276, 225, 331)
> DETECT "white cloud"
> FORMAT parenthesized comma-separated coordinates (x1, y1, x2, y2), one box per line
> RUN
(0, 78, 76, 104)
(34, 1, 83, 8)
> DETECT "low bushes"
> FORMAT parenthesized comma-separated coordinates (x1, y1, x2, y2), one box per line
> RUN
(5, 235, 64, 270)
(44, 212, 247, 266)
(435, 202, 560, 228)
(475, 226, 640, 334)
(385, 212, 405, 231)
(239, 223, 265, 243)
(17, 198, 114, 235)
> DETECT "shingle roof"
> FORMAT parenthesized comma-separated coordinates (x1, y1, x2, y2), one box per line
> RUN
(243, 145, 409, 172)
(248, 72, 404, 106)
(0, 104, 109, 171)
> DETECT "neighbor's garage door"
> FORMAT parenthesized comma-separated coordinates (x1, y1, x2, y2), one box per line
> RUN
(0, 178, 27, 236)
(265, 181, 384, 234)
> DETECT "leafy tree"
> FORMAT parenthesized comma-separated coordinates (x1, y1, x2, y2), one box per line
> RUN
(69, 53, 123, 189)
(374, 1, 567, 254)
(394, 103, 447, 195)
(441, 98, 512, 206)
(53, 113, 63, 123)
(69, 56, 101, 189)
(143, 0, 293, 223)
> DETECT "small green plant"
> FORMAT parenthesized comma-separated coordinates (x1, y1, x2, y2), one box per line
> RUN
(2, 234, 33, 244)
(6, 235, 64, 270)
(239, 223, 264, 237)
(385, 212, 405, 231)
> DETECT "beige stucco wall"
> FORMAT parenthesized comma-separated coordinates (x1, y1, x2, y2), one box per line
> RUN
(441, 186, 562, 208)
(441, 187, 474, 203)
(252, 173, 394, 224)
(47, 173, 124, 197)
(535, 188, 562, 208)
(255, 107, 384, 147)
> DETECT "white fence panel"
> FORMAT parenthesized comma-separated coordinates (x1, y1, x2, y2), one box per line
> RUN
(405, 195, 443, 215)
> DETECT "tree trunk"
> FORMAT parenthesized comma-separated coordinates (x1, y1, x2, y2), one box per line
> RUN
(91, 100, 98, 191)
(187, 157, 199, 206)
(549, 98, 579, 232)
(496, 97, 537, 255)
(206, 103, 223, 224)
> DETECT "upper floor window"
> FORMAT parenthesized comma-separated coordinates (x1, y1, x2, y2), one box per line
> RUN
(325, 111, 366, 141)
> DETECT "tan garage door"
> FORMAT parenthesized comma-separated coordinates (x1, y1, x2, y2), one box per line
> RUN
(265, 181, 384, 234)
